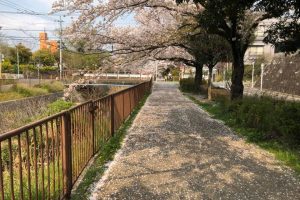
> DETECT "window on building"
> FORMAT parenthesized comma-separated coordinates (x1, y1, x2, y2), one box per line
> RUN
(249, 46, 264, 56)
(255, 25, 265, 37)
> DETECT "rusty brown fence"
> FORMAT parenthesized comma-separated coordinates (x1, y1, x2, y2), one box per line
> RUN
(0, 80, 152, 200)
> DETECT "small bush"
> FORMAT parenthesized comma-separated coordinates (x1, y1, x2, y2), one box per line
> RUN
(215, 96, 300, 145)
(275, 102, 300, 143)
(180, 78, 196, 92)
(180, 78, 207, 93)
(37, 81, 64, 93)
(190, 95, 300, 173)
(46, 100, 74, 115)
(13, 84, 48, 97)
(211, 88, 230, 100)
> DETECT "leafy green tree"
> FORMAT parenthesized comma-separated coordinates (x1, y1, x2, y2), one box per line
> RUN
(188, 33, 231, 99)
(63, 50, 108, 70)
(2, 59, 13, 73)
(176, 0, 292, 99)
(264, 2, 300, 53)
(265, 21, 300, 53)
(33, 49, 56, 66)
(8, 43, 32, 64)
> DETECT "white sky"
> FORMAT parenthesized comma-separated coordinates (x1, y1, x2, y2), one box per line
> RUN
(0, 0, 61, 49)
(0, 0, 136, 50)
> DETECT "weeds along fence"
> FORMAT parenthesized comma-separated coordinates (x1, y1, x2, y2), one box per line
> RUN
(0, 79, 16, 87)
(0, 80, 152, 200)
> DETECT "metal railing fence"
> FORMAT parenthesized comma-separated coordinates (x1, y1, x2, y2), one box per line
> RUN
(0, 79, 152, 199)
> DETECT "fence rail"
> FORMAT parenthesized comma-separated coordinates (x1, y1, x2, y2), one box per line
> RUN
(0, 79, 152, 199)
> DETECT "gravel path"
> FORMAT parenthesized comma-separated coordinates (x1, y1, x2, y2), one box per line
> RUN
(90, 82, 300, 200)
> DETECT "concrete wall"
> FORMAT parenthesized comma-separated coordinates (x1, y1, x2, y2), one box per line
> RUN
(0, 92, 63, 134)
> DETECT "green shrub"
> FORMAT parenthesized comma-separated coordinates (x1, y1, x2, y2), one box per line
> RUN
(216, 96, 300, 145)
(39, 66, 58, 73)
(275, 102, 300, 143)
(244, 64, 261, 81)
(46, 100, 74, 115)
(13, 84, 48, 97)
(37, 81, 64, 93)
(190, 95, 300, 173)
(211, 88, 230, 100)
(180, 78, 197, 92)
(180, 78, 207, 93)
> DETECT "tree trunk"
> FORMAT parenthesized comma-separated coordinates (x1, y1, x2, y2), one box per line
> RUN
(230, 43, 245, 100)
(208, 66, 213, 100)
(194, 64, 203, 92)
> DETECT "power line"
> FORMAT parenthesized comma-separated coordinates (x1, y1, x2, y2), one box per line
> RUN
(0, 0, 58, 21)
(0, 0, 36, 15)
(0, 35, 59, 39)
(0, 10, 52, 15)
(0, 28, 57, 32)
(0, 10, 78, 17)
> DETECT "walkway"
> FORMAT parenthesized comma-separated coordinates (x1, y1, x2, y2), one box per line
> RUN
(90, 82, 300, 200)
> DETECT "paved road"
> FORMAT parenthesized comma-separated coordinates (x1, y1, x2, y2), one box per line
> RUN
(90, 82, 300, 200)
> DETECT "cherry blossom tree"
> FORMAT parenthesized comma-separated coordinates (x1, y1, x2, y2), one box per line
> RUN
(53, 0, 230, 95)
(53, 1, 202, 78)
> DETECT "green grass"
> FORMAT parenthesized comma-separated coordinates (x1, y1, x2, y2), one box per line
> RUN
(13, 84, 49, 97)
(0, 91, 24, 102)
(71, 93, 150, 200)
(187, 95, 300, 174)
(0, 81, 64, 102)
(36, 81, 64, 93)
(2, 160, 64, 200)
(44, 100, 74, 116)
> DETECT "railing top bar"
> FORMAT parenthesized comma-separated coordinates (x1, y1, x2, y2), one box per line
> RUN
(108, 81, 149, 96)
(93, 80, 150, 102)
(0, 111, 66, 142)
(0, 79, 152, 142)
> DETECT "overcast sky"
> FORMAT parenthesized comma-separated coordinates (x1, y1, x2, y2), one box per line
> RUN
(0, 0, 61, 49)
(0, 0, 135, 50)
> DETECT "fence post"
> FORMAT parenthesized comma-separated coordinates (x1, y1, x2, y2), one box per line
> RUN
(89, 102, 96, 155)
(111, 94, 115, 136)
(62, 112, 72, 199)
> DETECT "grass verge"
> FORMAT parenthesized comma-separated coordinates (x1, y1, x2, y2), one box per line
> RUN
(0, 81, 64, 102)
(187, 94, 300, 174)
(0, 91, 24, 101)
(71, 93, 150, 200)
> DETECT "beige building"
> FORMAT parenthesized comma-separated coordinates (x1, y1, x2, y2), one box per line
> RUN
(244, 19, 277, 64)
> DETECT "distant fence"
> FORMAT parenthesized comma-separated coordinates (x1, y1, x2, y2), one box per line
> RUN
(84, 73, 152, 80)
(0, 79, 152, 199)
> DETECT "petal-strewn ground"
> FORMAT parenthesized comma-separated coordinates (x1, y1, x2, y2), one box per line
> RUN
(90, 82, 300, 200)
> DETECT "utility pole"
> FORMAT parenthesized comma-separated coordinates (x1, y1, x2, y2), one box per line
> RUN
(57, 16, 64, 80)
(260, 63, 265, 91)
(251, 61, 255, 88)
(0, 53, 3, 78)
(16, 45, 20, 79)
